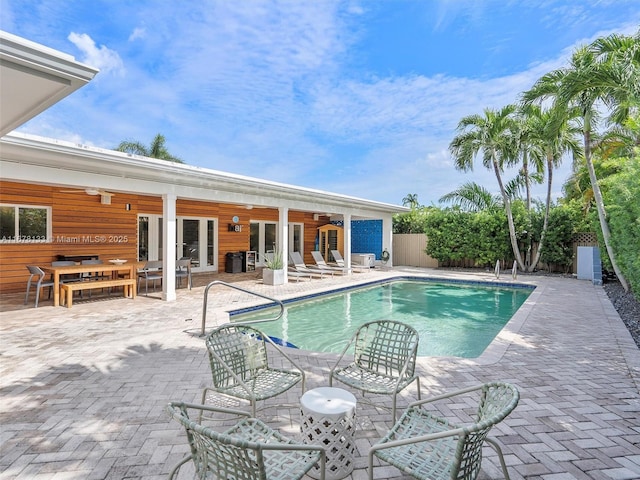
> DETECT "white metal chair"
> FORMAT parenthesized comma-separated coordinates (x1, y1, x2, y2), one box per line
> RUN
(329, 320, 421, 420)
(167, 401, 325, 480)
(368, 382, 520, 480)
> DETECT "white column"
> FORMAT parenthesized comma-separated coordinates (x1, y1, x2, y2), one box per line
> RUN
(162, 193, 177, 301)
(343, 213, 352, 275)
(382, 214, 393, 267)
(279, 207, 289, 282)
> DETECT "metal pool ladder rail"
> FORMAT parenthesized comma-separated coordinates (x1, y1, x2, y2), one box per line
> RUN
(201, 280, 285, 336)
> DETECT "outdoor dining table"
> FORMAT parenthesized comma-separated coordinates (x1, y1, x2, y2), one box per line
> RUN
(41, 262, 138, 307)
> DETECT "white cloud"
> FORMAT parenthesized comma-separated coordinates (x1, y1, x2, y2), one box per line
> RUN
(11, 1, 636, 207)
(67, 32, 125, 76)
(128, 27, 146, 42)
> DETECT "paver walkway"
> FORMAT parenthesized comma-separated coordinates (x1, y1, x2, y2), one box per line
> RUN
(1, 268, 639, 479)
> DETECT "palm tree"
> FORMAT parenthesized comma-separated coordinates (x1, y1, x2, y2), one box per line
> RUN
(438, 182, 501, 212)
(115, 133, 184, 163)
(402, 193, 420, 209)
(513, 104, 545, 213)
(587, 31, 640, 120)
(594, 119, 640, 160)
(510, 104, 546, 269)
(524, 103, 582, 271)
(449, 104, 526, 270)
(522, 38, 635, 291)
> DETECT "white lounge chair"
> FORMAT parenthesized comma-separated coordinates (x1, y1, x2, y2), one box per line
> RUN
(311, 251, 349, 275)
(331, 250, 370, 272)
(289, 251, 329, 278)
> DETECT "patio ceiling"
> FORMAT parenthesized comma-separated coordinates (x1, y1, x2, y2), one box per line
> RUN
(0, 31, 98, 137)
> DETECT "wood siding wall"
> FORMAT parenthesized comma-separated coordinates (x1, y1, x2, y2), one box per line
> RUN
(0, 181, 327, 294)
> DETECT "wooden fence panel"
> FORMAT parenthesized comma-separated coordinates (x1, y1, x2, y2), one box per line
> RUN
(392, 234, 439, 268)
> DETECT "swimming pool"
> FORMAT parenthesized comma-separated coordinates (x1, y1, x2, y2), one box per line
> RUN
(231, 278, 533, 358)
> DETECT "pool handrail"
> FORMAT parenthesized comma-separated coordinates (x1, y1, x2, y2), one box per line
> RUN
(201, 280, 285, 336)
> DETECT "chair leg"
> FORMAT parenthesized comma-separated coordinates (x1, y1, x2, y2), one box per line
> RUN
(485, 438, 511, 480)
(392, 393, 399, 421)
(24, 279, 32, 305)
(168, 455, 192, 480)
(34, 284, 41, 308)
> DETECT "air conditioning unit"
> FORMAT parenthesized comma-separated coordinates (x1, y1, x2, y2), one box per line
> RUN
(352, 253, 375, 267)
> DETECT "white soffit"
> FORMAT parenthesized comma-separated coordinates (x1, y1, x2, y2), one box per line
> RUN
(0, 31, 99, 136)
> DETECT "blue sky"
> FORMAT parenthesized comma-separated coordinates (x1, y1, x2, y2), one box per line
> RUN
(2, 1, 638, 206)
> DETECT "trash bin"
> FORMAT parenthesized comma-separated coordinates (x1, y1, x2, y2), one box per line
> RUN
(225, 252, 243, 273)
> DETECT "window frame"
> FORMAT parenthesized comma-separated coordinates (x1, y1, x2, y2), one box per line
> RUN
(0, 204, 51, 243)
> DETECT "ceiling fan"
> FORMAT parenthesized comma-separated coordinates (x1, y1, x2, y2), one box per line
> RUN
(59, 187, 115, 204)
(60, 187, 115, 197)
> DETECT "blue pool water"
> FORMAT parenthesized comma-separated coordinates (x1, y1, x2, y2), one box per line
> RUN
(231, 279, 533, 358)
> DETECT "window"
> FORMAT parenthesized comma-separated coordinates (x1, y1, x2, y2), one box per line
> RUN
(0, 205, 50, 242)
(290, 223, 303, 255)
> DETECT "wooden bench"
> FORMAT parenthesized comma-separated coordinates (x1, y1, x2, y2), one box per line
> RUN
(60, 278, 136, 308)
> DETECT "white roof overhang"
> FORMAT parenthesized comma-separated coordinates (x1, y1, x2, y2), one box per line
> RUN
(0, 31, 99, 136)
(0, 133, 409, 218)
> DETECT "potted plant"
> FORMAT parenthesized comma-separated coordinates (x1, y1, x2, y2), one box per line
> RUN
(262, 250, 285, 285)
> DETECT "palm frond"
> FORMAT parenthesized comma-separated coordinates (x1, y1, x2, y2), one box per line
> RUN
(438, 182, 501, 212)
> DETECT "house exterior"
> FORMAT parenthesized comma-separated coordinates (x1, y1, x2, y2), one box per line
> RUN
(0, 31, 408, 300)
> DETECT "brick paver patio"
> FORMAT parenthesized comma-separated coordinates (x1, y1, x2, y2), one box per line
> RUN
(1, 267, 639, 479)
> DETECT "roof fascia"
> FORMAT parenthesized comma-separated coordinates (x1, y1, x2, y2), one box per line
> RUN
(0, 31, 98, 83)
(0, 133, 409, 216)
(0, 31, 99, 136)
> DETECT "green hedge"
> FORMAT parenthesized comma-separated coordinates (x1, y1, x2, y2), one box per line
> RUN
(423, 208, 512, 267)
(602, 156, 640, 296)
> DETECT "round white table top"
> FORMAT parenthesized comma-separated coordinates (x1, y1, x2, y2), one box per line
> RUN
(300, 387, 357, 417)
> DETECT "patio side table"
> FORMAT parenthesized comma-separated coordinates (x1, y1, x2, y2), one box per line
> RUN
(300, 387, 357, 480)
